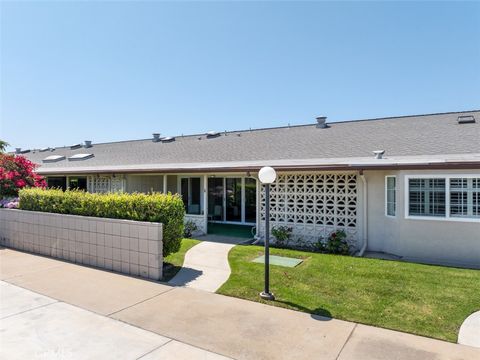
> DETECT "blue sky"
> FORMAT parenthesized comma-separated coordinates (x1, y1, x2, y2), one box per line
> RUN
(1, 1, 479, 151)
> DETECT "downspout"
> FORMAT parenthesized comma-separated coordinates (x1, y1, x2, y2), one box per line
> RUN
(358, 170, 368, 256)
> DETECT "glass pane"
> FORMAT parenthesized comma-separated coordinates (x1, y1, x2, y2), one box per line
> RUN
(208, 178, 224, 221)
(69, 177, 87, 191)
(245, 178, 257, 223)
(181, 178, 188, 211)
(409, 178, 445, 217)
(226, 178, 242, 222)
(189, 178, 201, 214)
(386, 177, 396, 216)
(450, 178, 480, 218)
(47, 177, 67, 191)
(450, 178, 468, 217)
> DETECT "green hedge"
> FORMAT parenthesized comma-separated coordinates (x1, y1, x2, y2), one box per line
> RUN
(19, 188, 185, 256)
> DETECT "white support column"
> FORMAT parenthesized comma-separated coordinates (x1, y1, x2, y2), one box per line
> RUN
(256, 176, 261, 238)
(203, 175, 208, 234)
(241, 177, 246, 223)
(163, 175, 168, 194)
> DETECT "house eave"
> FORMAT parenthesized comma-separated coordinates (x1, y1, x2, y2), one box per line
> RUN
(36, 159, 480, 175)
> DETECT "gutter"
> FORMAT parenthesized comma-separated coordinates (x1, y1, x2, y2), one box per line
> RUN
(358, 170, 368, 257)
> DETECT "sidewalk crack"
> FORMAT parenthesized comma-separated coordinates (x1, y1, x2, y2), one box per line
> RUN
(335, 323, 357, 360)
(106, 287, 177, 317)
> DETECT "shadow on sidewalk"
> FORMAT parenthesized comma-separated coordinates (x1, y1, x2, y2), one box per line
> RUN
(167, 267, 203, 287)
(274, 299, 332, 321)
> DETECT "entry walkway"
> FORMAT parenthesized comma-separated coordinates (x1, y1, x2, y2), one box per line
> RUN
(168, 235, 244, 292)
(1, 248, 479, 360)
(459, 311, 480, 348)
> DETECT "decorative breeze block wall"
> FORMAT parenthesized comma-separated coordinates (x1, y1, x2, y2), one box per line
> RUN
(87, 175, 126, 193)
(0, 209, 163, 280)
(260, 172, 358, 246)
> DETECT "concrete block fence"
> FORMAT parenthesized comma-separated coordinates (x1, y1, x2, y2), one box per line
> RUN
(0, 209, 163, 280)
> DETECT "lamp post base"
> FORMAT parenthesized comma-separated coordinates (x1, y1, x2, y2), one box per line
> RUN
(260, 291, 275, 301)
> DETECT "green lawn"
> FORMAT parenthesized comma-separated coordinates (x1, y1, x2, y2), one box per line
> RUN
(162, 238, 201, 282)
(218, 245, 480, 342)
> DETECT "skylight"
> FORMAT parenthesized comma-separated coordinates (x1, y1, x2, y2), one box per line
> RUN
(161, 136, 175, 143)
(70, 143, 82, 150)
(68, 153, 94, 161)
(206, 131, 220, 138)
(39, 147, 50, 152)
(458, 115, 476, 124)
(43, 155, 65, 163)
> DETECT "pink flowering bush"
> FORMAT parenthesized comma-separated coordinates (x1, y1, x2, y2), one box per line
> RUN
(0, 154, 46, 197)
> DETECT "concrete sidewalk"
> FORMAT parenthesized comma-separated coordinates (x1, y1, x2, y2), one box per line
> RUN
(1, 248, 479, 360)
(169, 235, 243, 292)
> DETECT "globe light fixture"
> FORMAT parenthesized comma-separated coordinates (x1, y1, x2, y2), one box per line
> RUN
(258, 166, 277, 301)
(258, 166, 277, 184)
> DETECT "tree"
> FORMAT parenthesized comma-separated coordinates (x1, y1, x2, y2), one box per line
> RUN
(0, 154, 46, 197)
(0, 140, 9, 153)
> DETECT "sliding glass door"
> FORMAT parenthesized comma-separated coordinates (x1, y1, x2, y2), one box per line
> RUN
(208, 178, 224, 221)
(244, 178, 257, 223)
(207, 177, 256, 224)
(226, 178, 242, 222)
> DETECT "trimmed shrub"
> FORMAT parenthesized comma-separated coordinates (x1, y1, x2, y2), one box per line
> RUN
(19, 188, 185, 256)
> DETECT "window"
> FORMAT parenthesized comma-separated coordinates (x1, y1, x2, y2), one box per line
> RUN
(181, 177, 201, 215)
(408, 178, 445, 217)
(406, 175, 480, 221)
(68, 177, 87, 191)
(47, 176, 67, 191)
(450, 178, 480, 218)
(385, 176, 396, 216)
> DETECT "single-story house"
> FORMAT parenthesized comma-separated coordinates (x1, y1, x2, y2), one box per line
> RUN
(18, 110, 480, 268)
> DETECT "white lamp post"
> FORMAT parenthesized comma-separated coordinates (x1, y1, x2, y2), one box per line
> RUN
(258, 166, 277, 301)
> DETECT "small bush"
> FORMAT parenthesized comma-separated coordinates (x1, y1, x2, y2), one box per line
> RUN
(271, 225, 293, 248)
(323, 230, 350, 255)
(19, 188, 185, 256)
(184, 220, 198, 238)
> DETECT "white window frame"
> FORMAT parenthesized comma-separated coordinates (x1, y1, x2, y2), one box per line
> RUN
(385, 175, 397, 217)
(404, 174, 480, 223)
(179, 176, 203, 215)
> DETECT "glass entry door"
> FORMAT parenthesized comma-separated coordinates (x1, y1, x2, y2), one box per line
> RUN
(226, 178, 242, 222)
(208, 177, 256, 224)
(208, 178, 224, 221)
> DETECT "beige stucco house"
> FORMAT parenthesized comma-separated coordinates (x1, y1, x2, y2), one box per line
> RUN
(19, 110, 480, 268)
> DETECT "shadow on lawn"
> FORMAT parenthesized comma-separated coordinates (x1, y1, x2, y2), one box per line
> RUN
(275, 299, 332, 321)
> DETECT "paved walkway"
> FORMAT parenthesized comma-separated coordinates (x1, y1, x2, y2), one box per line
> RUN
(0, 281, 229, 359)
(459, 311, 480, 348)
(169, 235, 243, 292)
(1, 248, 479, 360)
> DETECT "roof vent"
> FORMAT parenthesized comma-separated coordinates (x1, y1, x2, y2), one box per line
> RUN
(15, 148, 21, 154)
(457, 115, 475, 124)
(152, 133, 161, 142)
(161, 136, 175, 143)
(373, 150, 385, 159)
(70, 143, 82, 150)
(43, 155, 65, 163)
(84, 140, 92, 148)
(316, 116, 328, 128)
(68, 153, 94, 161)
(206, 131, 220, 138)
